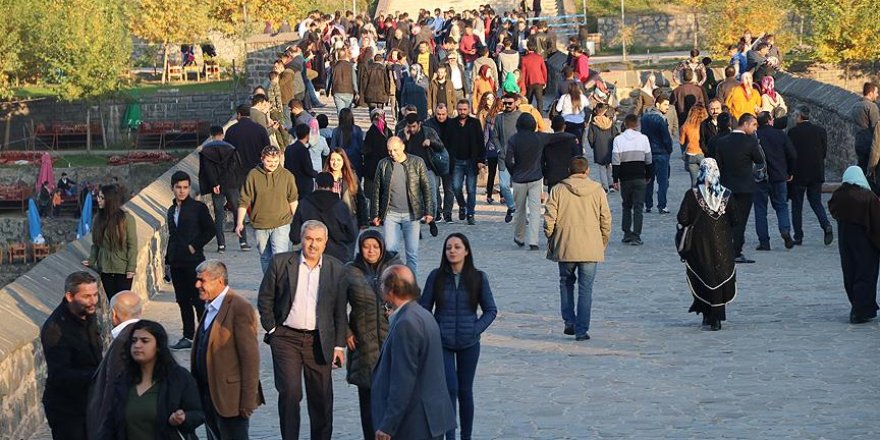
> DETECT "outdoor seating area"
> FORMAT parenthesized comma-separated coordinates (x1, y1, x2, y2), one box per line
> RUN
(32, 121, 104, 150)
(135, 120, 207, 149)
(2, 242, 62, 264)
(0, 185, 32, 214)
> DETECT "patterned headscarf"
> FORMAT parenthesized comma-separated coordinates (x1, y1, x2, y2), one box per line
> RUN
(760, 76, 777, 100)
(694, 158, 729, 215)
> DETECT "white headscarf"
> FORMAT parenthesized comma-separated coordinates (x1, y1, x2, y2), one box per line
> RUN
(694, 158, 730, 216)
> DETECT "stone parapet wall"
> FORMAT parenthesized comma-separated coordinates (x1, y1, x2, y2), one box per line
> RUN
(5, 91, 247, 148)
(773, 73, 861, 179)
(0, 152, 200, 440)
(596, 14, 705, 48)
(244, 33, 302, 93)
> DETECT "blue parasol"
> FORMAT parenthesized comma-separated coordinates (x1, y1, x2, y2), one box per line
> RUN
(27, 198, 45, 244)
(77, 192, 93, 239)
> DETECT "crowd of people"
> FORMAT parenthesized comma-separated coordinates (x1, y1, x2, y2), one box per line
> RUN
(36, 6, 880, 440)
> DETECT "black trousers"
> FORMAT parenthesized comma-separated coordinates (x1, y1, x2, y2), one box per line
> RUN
(357, 386, 373, 440)
(201, 390, 250, 440)
(526, 84, 544, 114)
(170, 264, 205, 340)
(486, 157, 499, 198)
(728, 192, 754, 257)
(211, 189, 248, 247)
(47, 412, 86, 440)
(100, 272, 132, 299)
(440, 173, 455, 218)
(270, 326, 334, 440)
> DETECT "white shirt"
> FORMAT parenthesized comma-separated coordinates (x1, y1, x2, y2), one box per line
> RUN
(111, 319, 139, 339)
(283, 255, 322, 330)
(203, 286, 230, 330)
(449, 63, 464, 90)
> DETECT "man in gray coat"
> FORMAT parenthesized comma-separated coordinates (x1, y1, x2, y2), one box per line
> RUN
(372, 265, 456, 440)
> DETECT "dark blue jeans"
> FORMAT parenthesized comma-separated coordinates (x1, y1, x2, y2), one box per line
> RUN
(558, 262, 597, 336)
(645, 153, 670, 210)
(443, 343, 481, 440)
(790, 182, 831, 241)
(754, 180, 791, 245)
(452, 159, 477, 216)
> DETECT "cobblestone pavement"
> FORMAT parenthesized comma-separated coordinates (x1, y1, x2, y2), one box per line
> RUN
(30, 107, 879, 439)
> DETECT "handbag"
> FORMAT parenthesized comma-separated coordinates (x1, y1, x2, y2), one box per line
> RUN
(753, 138, 768, 183)
(430, 146, 450, 176)
(674, 210, 701, 260)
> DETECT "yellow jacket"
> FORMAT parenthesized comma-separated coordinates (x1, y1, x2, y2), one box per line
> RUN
(725, 85, 762, 121)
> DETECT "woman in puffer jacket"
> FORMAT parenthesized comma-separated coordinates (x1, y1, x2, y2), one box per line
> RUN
(344, 230, 401, 440)
(420, 233, 498, 440)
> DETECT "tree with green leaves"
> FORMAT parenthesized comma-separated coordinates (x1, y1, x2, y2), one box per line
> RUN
(792, 0, 880, 66)
(702, 1, 790, 58)
(2, 0, 131, 101)
(130, 0, 209, 83)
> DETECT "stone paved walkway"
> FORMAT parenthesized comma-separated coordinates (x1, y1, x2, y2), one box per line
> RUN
(30, 106, 879, 439)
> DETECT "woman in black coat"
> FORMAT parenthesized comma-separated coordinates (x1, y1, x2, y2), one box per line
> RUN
(828, 166, 880, 324)
(101, 320, 203, 440)
(344, 230, 402, 440)
(676, 158, 738, 331)
(586, 103, 618, 192)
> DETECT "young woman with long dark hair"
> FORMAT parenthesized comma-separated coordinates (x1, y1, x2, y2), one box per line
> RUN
(83, 184, 137, 298)
(330, 107, 365, 176)
(420, 233, 497, 440)
(325, 148, 368, 227)
(102, 320, 203, 439)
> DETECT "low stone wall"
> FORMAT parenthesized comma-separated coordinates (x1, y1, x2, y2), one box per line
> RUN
(596, 14, 705, 48)
(774, 73, 861, 179)
(0, 152, 199, 440)
(4, 91, 247, 149)
(244, 33, 302, 94)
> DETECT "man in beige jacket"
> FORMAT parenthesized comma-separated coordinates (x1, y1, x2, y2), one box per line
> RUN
(544, 156, 612, 341)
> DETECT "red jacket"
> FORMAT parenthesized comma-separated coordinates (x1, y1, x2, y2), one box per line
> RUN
(572, 54, 590, 83)
(520, 52, 547, 87)
(459, 34, 479, 63)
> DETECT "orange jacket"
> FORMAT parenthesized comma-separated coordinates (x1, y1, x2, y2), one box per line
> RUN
(725, 85, 762, 121)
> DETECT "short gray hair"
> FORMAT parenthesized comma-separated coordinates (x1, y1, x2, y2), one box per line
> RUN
(109, 291, 143, 321)
(301, 220, 328, 238)
(196, 259, 228, 284)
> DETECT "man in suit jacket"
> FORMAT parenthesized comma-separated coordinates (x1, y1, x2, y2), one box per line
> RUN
(86, 290, 142, 440)
(257, 220, 349, 440)
(192, 260, 264, 439)
(788, 106, 833, 245)
(166, 171, 216, 349)
(225, 104, 272, 179)
(372, 265, 456, 440)
(284, 123, 318, 199)
(714, 113, 765, 263)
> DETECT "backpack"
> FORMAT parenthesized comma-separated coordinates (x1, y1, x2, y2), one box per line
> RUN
(430, 146, 450, 176)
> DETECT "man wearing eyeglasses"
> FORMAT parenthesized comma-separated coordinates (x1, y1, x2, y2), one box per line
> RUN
(491, 93, 523, 223)
(237, 146, 300, 273)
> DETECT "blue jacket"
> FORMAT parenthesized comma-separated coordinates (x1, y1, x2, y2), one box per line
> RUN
(371, 301, 456, 438)
(640, 108, 673, 155)
(420, 269, 498, 350)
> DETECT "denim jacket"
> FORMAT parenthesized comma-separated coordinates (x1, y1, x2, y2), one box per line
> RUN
(640, 108, 673, 155)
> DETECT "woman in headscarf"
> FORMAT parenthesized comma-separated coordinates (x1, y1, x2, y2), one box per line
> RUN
(344, 230, 402, 440)
(759, 75, 787, 115)
(828, 166, 880, 324)
(633, 73, 657, 116)
(471, 65, 496, 111)
(676, 158, 738, 330)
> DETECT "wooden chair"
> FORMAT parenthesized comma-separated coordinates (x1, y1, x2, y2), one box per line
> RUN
(7, 243, 27, 264)
(205, 64, 221, 80)
(167, 64, 184, 82)
(32, 243, 50, 262)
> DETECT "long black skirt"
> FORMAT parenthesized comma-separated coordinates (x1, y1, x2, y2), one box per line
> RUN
(838, 221, 880, 320)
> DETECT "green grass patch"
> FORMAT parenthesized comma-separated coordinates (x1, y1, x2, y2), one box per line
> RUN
(581, 0, 679, 15)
